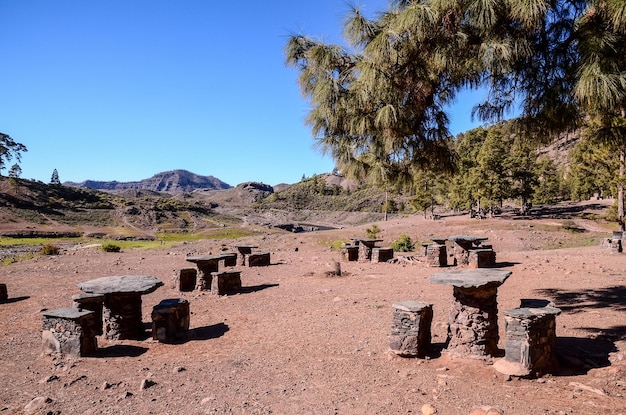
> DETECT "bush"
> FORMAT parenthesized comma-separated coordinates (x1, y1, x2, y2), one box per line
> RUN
(366, 224, 381, 239)
(41, 244, 60, 255)
(391, 234, 414, 252)
(101, 243, 121, 253)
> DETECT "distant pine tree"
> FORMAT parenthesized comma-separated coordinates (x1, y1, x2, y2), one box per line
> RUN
(50, 169, 61, 185)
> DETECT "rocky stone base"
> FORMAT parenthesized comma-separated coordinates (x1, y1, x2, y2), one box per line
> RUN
(151, 298, 190, 343)
(390, 301, 433, 358)
(426, 244, 447, 267)
(42, 308, 98, 357)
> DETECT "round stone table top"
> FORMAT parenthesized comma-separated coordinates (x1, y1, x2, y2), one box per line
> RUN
(78, 275, 163, 295)
(429, 268, 511, 288)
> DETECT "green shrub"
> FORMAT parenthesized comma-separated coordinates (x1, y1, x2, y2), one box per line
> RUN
(366, 224, 381, 239)
(101, 243, 121, 253)
(391, 233, 414, 252)
(41, 244, 60, 255)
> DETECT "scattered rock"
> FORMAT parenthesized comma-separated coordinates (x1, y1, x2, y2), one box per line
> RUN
(422, 403, 437, 414)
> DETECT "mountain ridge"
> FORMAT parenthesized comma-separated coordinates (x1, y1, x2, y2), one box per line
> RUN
(64, 169, 232, 193)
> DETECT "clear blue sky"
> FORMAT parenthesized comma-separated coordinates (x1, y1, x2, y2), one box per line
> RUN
(1, 1, 483, 187)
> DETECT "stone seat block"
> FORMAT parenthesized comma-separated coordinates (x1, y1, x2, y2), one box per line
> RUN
(42, 308, 98, 357)
(248, 252, 270, 267)
(173, 268, 197, 292)
(390, 301, 433, 358)
(341, 245, 359, 261)
(72, 292, 105, 335)
(468, 248, 496, 268)
(372, 247, 394, 263)
(426, 243, 447, 267)
(0, 283, 7, 302)
(210, 271, 242, 295)
(151, 298, 190, 343)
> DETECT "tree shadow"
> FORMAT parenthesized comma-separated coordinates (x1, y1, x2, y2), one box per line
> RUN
(0, 295, 30, 304)
(535, 285, 626, 312)
(531, 286, 626, 375)
(184, 322, 229, 341)
(553, 335, 618, 376)
(240, 283, 279, 294)
(93, 344, 149, 358)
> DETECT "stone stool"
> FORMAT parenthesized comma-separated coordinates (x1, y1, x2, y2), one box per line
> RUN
(372, 247, 394, 263)
(468, 249, 496, 268)
(426, 243, 447, 267)
(0, 283, 7, 302)
(494, 299, 561, 378)
(248, 252, 270, 267)
(151, 298, 190, 343)
(42, 308, 98, 357)
(341, 245, 359, 261)
(72, 293, 104, 335)
(173, 268, 197, 292)
(390, 301, 433, 358)
(210, 271, 242, 295)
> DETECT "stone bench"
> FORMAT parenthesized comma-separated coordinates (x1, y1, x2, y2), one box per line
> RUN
(372, 247, 394, 263)
(468, 248, 496, 268)
(494, 299, 561, 378)
(151, 298, 190, 343)
(42, 308, 99, 357)
(426, 243, 447, 267)
(173, 268, 197, 292)
(390, 301, 433, 358)
(248, 252, 270, 267)
(341, 244, 359, 262)
(210, 271, 242, 295)
(0, 283, 7, 302)
(72, 292, 104, 335)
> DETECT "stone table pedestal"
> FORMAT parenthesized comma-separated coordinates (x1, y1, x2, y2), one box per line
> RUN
(430, 268, 511, 358)
(78, 275, 163, 340)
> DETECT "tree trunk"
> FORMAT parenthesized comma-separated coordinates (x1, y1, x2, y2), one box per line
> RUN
(619, 147, 625, 231)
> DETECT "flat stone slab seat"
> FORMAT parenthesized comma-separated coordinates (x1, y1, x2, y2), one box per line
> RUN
(151, 298, 190, 343)
(372, 247, 394, 263)
(210, 271, 242, 295)
(341, 244, 359, 262)
(42, 307, 98, 357)
(77, 275, 163, 340)
(72, 292, 105, 335)
(390, 301, 433, 358)
(426, 243, 447, 267)
(430, 268, 512, 358)
(248, 252, 270, 267)
(0, 283, 7, 302)
(494, 299, 562, 378)
(173, 267, 197, 292)
(468, 248, 496, 268)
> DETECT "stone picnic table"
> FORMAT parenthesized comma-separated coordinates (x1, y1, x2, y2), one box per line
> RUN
(430, 268, 511, 358)
(448, 235, 489, 266)
(232, 244, 258, 266)
(350, 238, 383, 261)
(186, 254, 231, 289)
(77, 275, 163, 340)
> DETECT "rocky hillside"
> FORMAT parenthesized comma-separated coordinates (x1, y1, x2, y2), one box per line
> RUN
(65, 169, 231, 193)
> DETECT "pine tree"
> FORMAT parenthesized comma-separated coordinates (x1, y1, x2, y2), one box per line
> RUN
(50, 169, 61, 185)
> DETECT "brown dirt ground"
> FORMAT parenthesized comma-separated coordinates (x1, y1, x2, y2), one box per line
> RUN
(1, 201, 626, 415)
